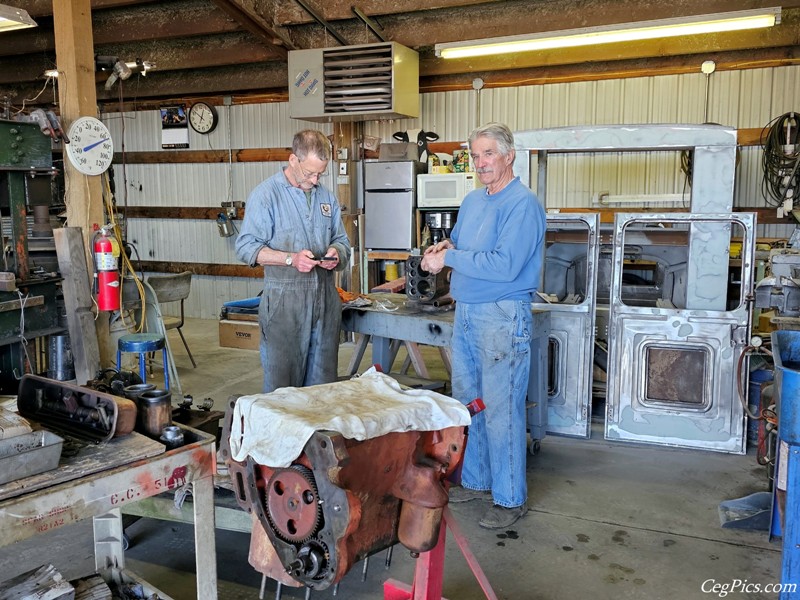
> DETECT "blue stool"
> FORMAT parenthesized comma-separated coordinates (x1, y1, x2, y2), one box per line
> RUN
(117, 333, 170, 390)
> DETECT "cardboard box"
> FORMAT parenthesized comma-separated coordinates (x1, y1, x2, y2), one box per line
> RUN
(219, 319, 260, 350)
(378, 142, 419, 161)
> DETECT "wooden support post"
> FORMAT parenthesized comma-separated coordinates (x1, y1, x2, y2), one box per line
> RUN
(54, 228, 100, 385)
(53, 0, 111, 367)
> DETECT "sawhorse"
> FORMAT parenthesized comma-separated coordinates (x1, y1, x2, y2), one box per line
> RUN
(383, 505, 498, 600)
(347, 334, 452, 379)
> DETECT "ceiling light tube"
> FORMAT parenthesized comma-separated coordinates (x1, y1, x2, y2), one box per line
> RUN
(0, 3, 37, 32)
(435, 7, 781, 59)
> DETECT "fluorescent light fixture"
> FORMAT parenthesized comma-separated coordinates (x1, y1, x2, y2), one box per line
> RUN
(435, 7, 781, 59)
(0, 3, 36, 33)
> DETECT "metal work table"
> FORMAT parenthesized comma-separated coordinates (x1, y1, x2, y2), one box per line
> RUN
(341, 294, 551, 444)
(341, 295, 457, 378)
(0, 425, 218, 600)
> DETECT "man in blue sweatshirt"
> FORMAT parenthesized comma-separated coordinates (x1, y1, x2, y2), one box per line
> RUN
(421, 122, 546, 529)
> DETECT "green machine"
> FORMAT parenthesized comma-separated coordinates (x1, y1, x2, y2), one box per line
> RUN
(0, 118, 64, 393)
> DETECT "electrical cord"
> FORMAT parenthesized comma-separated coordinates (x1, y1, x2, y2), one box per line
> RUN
(101, 172, 146, 332)
(760, 112, 800, 207)
(13, 290, 33, 379)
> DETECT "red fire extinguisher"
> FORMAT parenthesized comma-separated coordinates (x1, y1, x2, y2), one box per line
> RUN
(93, 227, 120, 311)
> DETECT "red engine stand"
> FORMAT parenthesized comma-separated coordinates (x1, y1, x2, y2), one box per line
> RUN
(383, 505, 499, 600)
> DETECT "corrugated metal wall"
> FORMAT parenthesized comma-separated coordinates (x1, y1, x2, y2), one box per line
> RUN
(105, 65, 800, 318)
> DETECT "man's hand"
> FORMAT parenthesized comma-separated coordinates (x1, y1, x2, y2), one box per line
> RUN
(421, 248, 447, 274)
(424, 239, 454, 255)
(293, 250, 320, 273)
(316, 248, 339, 271)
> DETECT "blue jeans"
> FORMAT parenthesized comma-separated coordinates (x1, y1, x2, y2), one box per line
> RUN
(451, 300, 532, 508)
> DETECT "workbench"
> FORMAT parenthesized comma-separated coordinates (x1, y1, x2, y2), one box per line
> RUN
(340, 294, 551, 444)
(0, 425, 218, 600)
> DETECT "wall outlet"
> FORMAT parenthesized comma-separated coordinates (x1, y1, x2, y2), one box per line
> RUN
(339, 162, 348, 176)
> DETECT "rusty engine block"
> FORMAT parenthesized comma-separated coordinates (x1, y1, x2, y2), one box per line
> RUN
(220, 396, 465, 590)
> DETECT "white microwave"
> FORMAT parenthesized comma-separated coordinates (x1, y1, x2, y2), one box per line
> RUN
(417, 173, 481, 208)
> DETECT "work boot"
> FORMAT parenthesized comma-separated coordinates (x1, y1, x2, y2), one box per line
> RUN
(448, 486, 492, 504)
(479, 504, 528, 529)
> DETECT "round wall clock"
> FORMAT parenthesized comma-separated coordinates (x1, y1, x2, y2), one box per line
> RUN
(189, 101, 219, 134)
(66, 116, 114, 176)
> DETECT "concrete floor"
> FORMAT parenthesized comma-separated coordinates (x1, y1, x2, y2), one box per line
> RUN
(1, 317, 783, 599)
(118, 318, 783, 600)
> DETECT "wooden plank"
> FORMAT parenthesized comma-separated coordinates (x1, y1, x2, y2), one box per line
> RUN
(138, 260, 262, 278)
(370, 277, 406, 294)
(0, 564, 74, 600)
(54, 227, 100, 386)
(121, 494, 252, 533)
(404, 342, 430, 380)
(117, 206, 245, 220)
(113, 148, 291, 164)
(112, 129, 764, 170)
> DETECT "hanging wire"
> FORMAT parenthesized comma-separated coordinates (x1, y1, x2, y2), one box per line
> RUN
(760, 112, 800, 207)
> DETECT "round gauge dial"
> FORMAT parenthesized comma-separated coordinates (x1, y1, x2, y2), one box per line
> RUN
(189, 101, 219, 134)
(66, 116, 114, 176)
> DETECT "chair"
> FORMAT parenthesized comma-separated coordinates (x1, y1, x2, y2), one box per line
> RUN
(146, 271, 197, 368)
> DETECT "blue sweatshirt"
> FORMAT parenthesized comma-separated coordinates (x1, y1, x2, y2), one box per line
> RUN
(444, 177, 545, 303)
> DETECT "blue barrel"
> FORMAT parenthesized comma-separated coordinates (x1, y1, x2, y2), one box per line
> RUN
(770, 330, 800, 597)
(748, 369, 774, 444)
(773, 331, 800, 446)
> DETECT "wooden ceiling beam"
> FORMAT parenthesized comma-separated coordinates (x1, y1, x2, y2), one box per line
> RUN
(275, 0, 800, 33)
(20, 0, 162, 18)
(273, 0, 497, 26)
(210, 0, 294, 55)
(0, 0, 240, 57)
(92, 61, 288, 101)
(0, 32, 278, 85)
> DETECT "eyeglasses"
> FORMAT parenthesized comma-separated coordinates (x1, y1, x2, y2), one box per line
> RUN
(297, 163, 328, 181)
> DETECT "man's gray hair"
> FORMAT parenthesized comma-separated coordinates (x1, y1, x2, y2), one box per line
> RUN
(293, 130, 332, 161)
(468, 122, 515, 156)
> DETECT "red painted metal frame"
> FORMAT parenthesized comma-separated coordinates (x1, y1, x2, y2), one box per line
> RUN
(383, 505, 498, 600)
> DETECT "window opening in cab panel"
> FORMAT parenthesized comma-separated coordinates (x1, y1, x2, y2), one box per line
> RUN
(613, 219, 746, 312)
(539, 223, 592, 305)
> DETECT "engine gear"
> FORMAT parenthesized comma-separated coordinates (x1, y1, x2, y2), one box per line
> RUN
(288, 538, 330, 582)
(265, 464, 322, 543)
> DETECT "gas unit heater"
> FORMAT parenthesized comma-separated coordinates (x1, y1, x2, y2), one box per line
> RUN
(288, 42, 419, 122)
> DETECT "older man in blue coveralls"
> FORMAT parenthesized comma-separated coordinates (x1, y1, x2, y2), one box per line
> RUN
(236, 130, 352, 393)
(422, 122, 546, 530)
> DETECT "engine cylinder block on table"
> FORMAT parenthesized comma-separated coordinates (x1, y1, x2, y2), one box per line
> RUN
(405, 255, 451, 304)
(220, 397, 465, 590)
